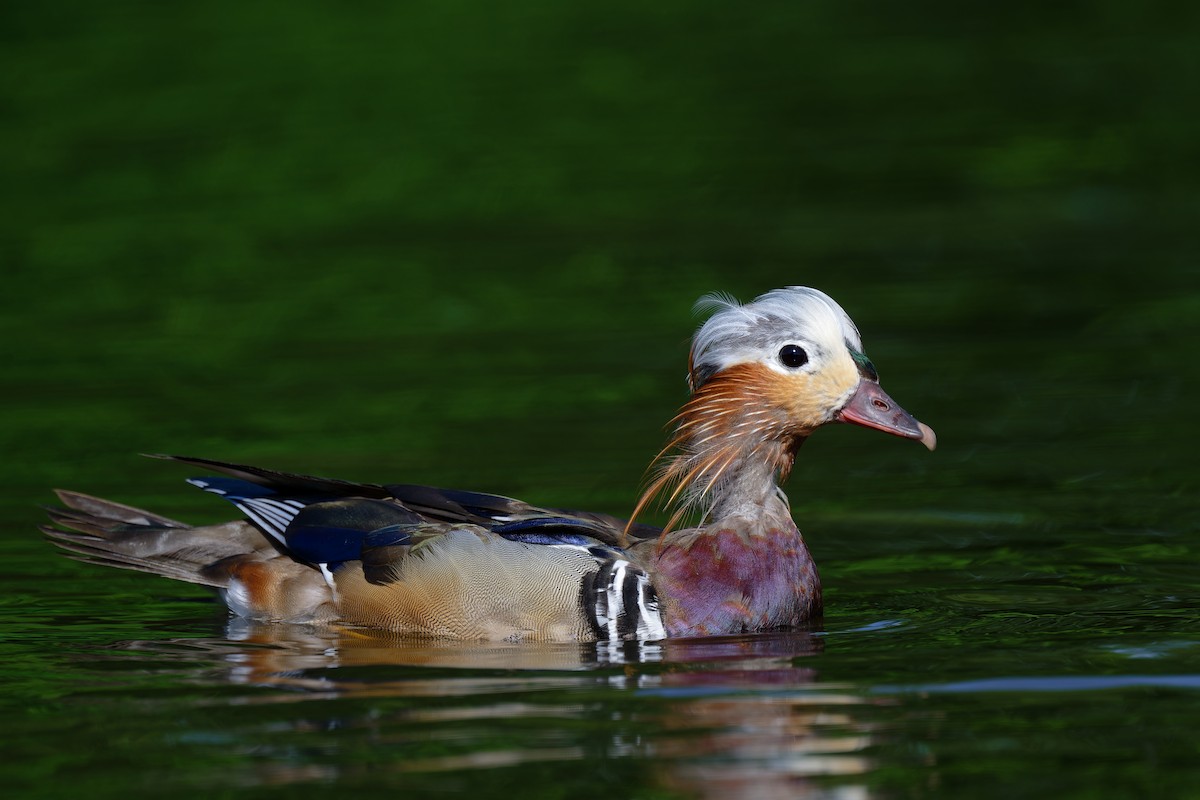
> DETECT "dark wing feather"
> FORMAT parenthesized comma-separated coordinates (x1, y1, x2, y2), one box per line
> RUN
(381, 483, 536, 527)
(545, 507, 663, 543)
(384, 485, 662, 546)
(158, 454, 662, 551)
(149, 454, 392, 499)
(283, 500, 423, 565)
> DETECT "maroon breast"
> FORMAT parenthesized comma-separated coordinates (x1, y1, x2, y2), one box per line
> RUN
(643, 520, 822, 637)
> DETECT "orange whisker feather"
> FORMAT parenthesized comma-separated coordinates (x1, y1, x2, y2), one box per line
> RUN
(626, 363, 801, 538)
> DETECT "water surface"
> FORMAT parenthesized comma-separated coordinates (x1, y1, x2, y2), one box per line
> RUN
(2, 2, 1198, 798)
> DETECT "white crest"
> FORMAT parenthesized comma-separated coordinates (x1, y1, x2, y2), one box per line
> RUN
(689, 286, 862, 390)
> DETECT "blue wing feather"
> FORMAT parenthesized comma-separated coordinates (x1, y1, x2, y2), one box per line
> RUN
(363, 525, 416, 549)
(187, 476, 312, 544)
(184, 463, 645, 563)
(283, 525, 372, 565)
(492, 517, 600, 546)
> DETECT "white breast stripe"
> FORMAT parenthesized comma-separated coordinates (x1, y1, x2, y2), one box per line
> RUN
(605, 561, 628, 639)
(635, 573, 667, 639)
(590, 559, 666, 641)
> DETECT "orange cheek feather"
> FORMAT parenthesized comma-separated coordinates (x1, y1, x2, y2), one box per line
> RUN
(763, 358, 858, 430)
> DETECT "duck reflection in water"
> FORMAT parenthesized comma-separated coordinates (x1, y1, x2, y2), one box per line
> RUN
(109, 621, 876, 799)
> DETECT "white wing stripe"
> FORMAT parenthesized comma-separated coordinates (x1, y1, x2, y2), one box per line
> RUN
(238, 504, 290, 532)
(242, 498, 298, 527)
(235, 506, 284, 543)
(240, 506, 291, 543)
(240, 499, 307, 543)
(185, 480, 314, 545)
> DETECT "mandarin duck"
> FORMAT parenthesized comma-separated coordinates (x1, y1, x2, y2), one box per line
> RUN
(43, 287, 935, 641)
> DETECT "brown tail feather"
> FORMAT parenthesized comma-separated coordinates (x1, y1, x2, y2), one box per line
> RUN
(42, 493, 278, 589)
(53, 489, 190, 528)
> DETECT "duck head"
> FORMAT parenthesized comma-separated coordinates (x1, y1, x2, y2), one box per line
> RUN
(687, 287, 937, 450)
(633, 286, 935, 530)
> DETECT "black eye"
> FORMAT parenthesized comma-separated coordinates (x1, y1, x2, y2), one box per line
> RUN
(779, 344, 808, 369)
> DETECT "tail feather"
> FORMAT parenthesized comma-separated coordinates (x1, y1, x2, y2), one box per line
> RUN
(42, 493, 278, 588)
(40, 526, 219, 586)
(53, 489, 190, 528)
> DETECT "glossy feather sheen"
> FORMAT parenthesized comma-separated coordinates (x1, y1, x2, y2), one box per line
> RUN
(630, 506, 820, 637)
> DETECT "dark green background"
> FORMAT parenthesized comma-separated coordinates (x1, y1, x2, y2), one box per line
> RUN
(2, 2, 1197, 798)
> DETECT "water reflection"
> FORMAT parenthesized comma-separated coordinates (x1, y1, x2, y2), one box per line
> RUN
(182, 619, 829, 682)
(104, 624, 881, 798)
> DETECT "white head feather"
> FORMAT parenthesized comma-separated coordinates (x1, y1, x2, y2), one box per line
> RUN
(689, 287, 863, 391)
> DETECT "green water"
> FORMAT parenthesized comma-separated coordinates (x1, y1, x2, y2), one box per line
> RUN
(2, 2, 1198, 797)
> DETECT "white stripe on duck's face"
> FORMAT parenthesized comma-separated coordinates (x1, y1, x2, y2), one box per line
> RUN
(630, 286, 933, 532)
(688, 286, 863, 391)
(688, 286, 865, 425)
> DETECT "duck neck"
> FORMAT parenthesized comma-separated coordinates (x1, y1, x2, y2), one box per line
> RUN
(633, 365, 803, 531)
